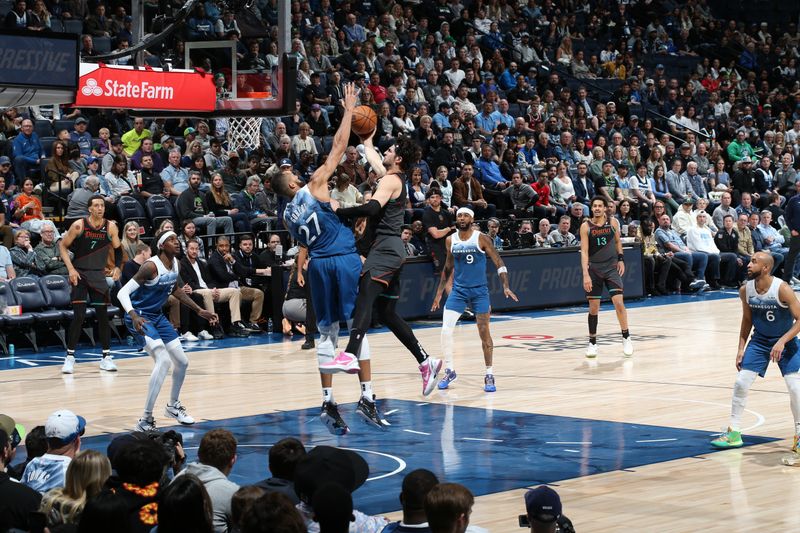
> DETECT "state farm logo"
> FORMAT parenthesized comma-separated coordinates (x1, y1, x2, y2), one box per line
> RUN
(79, 76, 175, 100)
(81, 78, 103, 97)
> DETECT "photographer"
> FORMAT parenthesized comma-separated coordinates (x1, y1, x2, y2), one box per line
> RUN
(519, 486, 575, 533)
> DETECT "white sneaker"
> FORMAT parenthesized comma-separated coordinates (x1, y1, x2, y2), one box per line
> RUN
(586, 343, 598, 358)
(62, 355, 75, 374)
(197, 330, 214, 340)
(136, 416, 157, 432)
(180, 331, 199, 342)
(622, 337, 634, 357)
(165, 401, 195, 425)
(99, 356, 118, 371)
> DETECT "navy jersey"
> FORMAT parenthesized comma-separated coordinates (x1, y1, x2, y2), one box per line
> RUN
(283, 186, 357, 258)
(130, 256, 179, 317)
(451, 230, 487, 288)
(747, 277, 794, 339)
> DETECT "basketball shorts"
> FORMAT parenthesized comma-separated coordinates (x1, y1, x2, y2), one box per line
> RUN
(445, 284, 491, 315)
(586, 260, 623, 299)
(308, 253, 361, 328)
(742, 333, 800, 377)
(362, 236, 405, 292)
(124, 313, 179, 347)
(71, 270, 110, 306)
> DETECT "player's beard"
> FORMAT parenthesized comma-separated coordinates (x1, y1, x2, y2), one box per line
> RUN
(746, 270, 759, 280)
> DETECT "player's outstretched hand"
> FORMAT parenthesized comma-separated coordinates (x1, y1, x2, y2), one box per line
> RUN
(342, 82, 358, 112)
(68, 268, 81, 286)
(770, 342, 785, 363)
(504, 287, 519, 301)
(200, 310, 219, 326)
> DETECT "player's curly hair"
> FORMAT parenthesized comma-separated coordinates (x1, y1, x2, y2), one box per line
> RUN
(395, 135, 422, 172)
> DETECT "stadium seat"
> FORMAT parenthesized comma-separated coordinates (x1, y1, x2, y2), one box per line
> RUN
(49, 19, 64, 32)
(39, 275, 76, 349)
(41, 137, 56, 157)
(63, 19, 83, 34)
(146, 194, 176, 230)
(52, 119, 74, 135)
(8, 277, 54, 352)
(34, 120, 53, 138)
(94, 36, 111, 54)
(117, 196, 149, 231)
(0, 281, 16, 354)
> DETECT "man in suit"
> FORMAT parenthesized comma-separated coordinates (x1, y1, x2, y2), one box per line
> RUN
(207, 235, 266, 333)
(178, 238, 249, 338)
(571, 162, 595, 207)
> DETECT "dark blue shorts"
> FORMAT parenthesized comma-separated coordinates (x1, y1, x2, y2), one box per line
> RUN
(742, 334, 800, 377)
(445, 284, 491, 315)
(308, 253, 361, 328)
(123, 313, 179, 346)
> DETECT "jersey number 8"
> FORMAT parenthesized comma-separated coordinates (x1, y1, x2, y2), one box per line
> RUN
(299, 212, 321, 245)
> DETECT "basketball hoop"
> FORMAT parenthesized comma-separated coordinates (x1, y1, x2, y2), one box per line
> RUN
(226, 115, 263, 151)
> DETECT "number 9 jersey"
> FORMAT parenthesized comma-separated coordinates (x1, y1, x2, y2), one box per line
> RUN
(283, 186, 357, 258)
(452, 230, 487, 289)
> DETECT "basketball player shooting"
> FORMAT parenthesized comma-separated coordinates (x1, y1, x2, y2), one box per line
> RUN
(117, 230, 219, 432)
(59, 197, 123, 374)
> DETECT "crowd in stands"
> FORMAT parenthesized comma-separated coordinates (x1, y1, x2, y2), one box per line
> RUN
(0, 410, 575, 532)
(0, 0, 798, 333)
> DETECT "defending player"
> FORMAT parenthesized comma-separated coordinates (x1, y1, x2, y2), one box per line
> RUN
(711, 252, 800, 463)
(430, 207, 518, 392)
(59, 196, 123, 374)
(329, 133, 443, 396)
(117, 230, 219, 432)
(272, 83, 382, 434)
(580, 196, 633, 358)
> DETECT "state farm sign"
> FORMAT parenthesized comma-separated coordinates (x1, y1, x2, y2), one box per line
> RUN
(74, 63, 216, 112)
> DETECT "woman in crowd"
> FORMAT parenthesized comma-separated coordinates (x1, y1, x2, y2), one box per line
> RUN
(282, 247, 315, 349)
(41, 450, 112, 528)
(430, 165, 455, 211)
(652, 165, 679, 215)
(707, 157, 731, 192)
(10, 229, 40, 277)
(205, 173, 251, 233)
(405, 167, 428, 222)
(14, 178, 49, 236)
(120, 221, 142, 262)
(551, 162, 577, 210)
(178, 219, 205, 258)
(155, 473, 214, 533)
(46, 140, 78, 195)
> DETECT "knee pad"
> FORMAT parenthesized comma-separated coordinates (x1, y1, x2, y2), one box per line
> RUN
(734, 369, 758, 394)
(165, 339, 188, 370)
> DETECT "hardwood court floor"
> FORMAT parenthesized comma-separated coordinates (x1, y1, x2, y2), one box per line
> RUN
(3, 294, 800, 532)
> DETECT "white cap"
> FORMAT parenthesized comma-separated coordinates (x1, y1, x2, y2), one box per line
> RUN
(45, 409, 86, 445)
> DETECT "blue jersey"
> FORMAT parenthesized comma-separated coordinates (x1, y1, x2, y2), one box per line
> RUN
(747, 277, 794, 339)
(283, 186, 357, 258)
(451, 230, 487, 289)
(131, 256, 179, 317)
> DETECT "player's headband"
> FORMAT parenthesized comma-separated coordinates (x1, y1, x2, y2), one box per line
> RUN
(157, 231, 177, 249)
(456, 207, 475, 218)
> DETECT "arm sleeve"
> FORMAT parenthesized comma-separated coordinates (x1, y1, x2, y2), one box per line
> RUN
(337, 199, 382, 218)
(117, 278, 140, 314)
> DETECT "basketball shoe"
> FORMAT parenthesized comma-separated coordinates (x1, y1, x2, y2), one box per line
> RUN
(622, 337, 634, 357)
(320, 401, 349, 435)
(99, 356, 118, 372)
(356, 395, 389, 429)
(710, 428, 743, 448)
(319, 352, 361, 374)
(136, 416, 157, 432)
(781, 435, 800, 466)
(419, 356, 443, 396)
(586, 342, 598, 358)
(484, 374, 496, 392)
(165, 400, 195, 425)
(438, 369, 458, 390)
(62, 355, 75, 374)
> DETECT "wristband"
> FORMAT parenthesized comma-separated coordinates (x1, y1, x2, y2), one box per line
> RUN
(618, 254, 624, 262)
(497, 266, 508, 274)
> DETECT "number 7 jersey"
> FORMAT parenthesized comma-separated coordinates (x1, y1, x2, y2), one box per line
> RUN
(283, 186, 357, 258)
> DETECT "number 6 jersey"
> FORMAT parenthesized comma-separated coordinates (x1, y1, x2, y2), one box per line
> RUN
(283, 186, 357, 258)
(451, 230, 487, 289)
(746, 277, 793, 339)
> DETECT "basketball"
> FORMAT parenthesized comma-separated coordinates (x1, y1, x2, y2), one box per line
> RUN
(352, 105, 377, 137)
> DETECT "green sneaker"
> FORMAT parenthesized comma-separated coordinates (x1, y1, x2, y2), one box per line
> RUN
(711, 428, 743, 448)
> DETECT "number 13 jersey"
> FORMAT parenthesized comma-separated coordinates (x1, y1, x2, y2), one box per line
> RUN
(451, 230, 486, 289)
(283, 186, 357, 258)
(746, 277, 793, 339)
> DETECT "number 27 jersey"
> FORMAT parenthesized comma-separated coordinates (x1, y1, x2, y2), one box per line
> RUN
(283, 186, 357, 258)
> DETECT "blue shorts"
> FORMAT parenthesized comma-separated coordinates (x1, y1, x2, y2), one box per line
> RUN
(742, 334, 800, 377)
(308, 253, 361, 328)
(445, 284, 491, 315)
(123, 313, 179, 347)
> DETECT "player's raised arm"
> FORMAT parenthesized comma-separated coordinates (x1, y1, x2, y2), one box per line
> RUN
(362, 130, 386, 178)
(307, 82, 359, 195)
(431, 236, 454, 311)
(481, 233, 517, 301)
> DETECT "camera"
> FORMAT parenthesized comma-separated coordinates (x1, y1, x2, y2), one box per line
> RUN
(518, 514, 530, 527)
(145, 429, 184, 467)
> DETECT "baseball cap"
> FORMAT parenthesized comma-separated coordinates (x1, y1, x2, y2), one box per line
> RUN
(110, 136, 123, 146)
(0, 156, 10, 165)
(0, 414, 25, 448)
(426, 188, 442, 198)
(75, 117, 88, 125)
(744, 114, 754, 121)
(161, 135, 173, 143)
(741, 155, 752, 163)
(294, 446, 369, 504)
(279, 158, 293, 167)
(183, 127, 197, 137)
(484, 72, 494, 79)
(645, 78, 655, 85)
(523, 486, 562, 524)
(656, 63, 665, 69)
(683, 196, 695, 205)
(630, 114, 639, 121)
(311, 103, 321, 110)
(86, 156, 98, 165)
(439, 102, 451, 110)
(45, 409, 86, 446)
(680, 142, 691, 149)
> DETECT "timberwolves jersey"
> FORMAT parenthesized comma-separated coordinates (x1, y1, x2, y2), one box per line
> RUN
(283, 186, 357, 258)
(587, 218, 616, 263)
(451, 230, 486, 288)
(747, 277, 793, 339)
(131, 256, 179, 317)
(72, 218, 112, 271)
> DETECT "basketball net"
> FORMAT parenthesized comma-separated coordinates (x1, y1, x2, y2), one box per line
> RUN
(227, 116, 263, 151)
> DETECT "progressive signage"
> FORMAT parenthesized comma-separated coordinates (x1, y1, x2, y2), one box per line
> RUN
(0, 31, 78, 89)
(75, 63, 217, 112)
